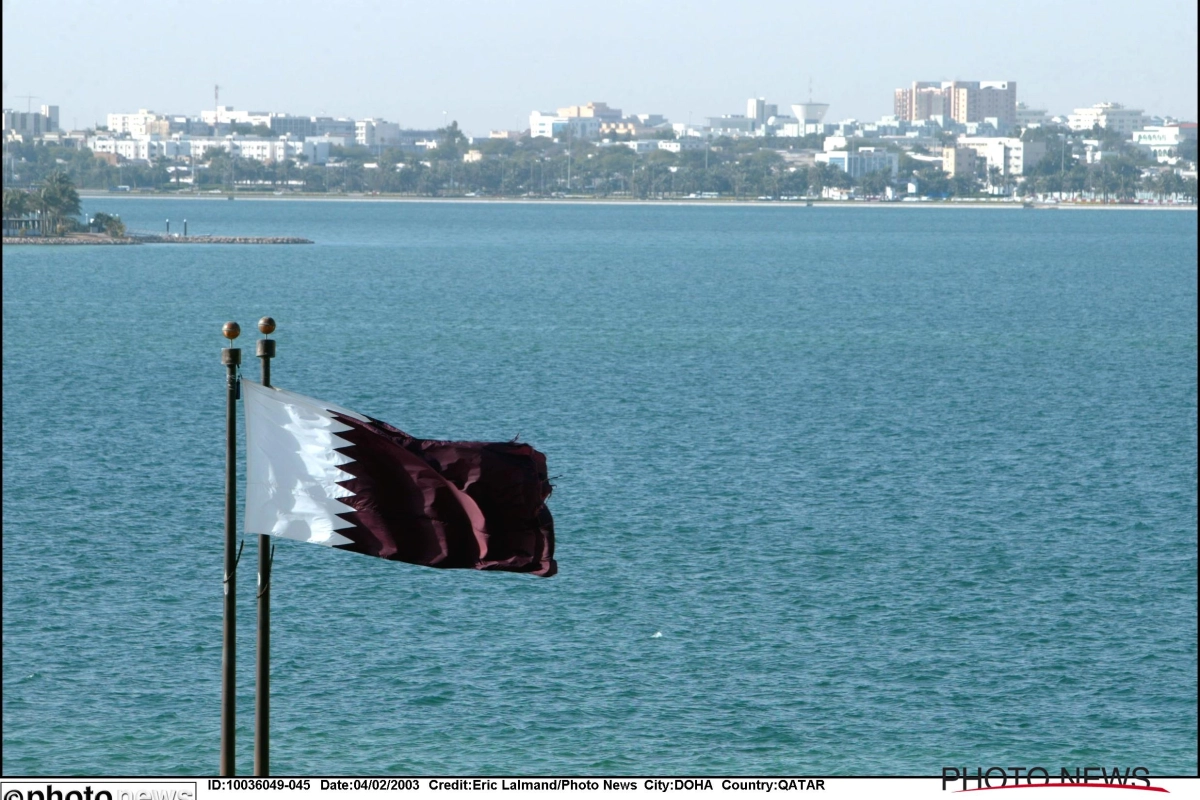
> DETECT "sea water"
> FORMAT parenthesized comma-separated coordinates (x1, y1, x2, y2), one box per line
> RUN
(3, 200, 1196, 775)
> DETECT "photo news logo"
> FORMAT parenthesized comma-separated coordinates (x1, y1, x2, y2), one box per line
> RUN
(2, 784, 196, 800)
(942, 767, 1159, 791)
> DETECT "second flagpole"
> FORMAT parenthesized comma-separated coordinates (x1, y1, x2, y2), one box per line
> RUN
(255, 317, 276, 777)
(221, 322, 241, 776)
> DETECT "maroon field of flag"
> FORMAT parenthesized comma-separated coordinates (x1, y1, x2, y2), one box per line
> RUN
(242, 380, 556, 577)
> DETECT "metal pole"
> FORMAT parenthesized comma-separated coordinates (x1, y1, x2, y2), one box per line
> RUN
(254, 317, 276, 776)
(221, 321, 242, 776)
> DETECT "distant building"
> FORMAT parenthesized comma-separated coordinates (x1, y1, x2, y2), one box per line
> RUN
(620, 140, 661, 154)
(355, 118, 401, 147)
(748, 97, 767, 124)
(200, 106, 273, 129)
(530, 111, 600, 139)
(599, 120, 653, 138)
(557, 102, 623, 122)
(1067, 102, 1147, 135)
(107, 109, 171, 137)
(894, 81, 1016, 127)
(1131, 123, 1197, 161)
(657, 139, 704, 152)
(269, 115, 316, 138)
(942, 146, 978, 177)
(4, 105, 59, 136)
(706, 115, 757, 136)
(1015, 103, 1050, 128)
(312, 117, 356, 138)
(956, 137, 1046, 176)
(87, 135, 183, 161)
(815, 148, 899, 178)
(37, 131, 88, 150)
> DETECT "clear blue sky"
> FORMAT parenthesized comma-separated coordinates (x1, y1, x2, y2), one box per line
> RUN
(3, 0, 1196, 134)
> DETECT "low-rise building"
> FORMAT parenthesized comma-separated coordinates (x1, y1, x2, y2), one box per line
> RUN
(1131, 124, 1197, 162)
(957, 137, 1046, 176)
(200, 106, 273, 129)
(107, 109, 170, 137)
(816, 147, 899, 178)
(620, 140, 661, 154)
(355, 118, 402, 148)
(557, 102, 623, 122)
(942, 146, 978, 177)
(1067, 102, 1147, 135)
(87, 135, 184, 161)
(706, 115, 757, 136)
(657, 139, 704, 153)
(530, 111, 600, 139)
(1015, 103, 1050, 128)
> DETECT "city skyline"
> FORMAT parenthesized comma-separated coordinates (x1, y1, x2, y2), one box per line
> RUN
(3, 0, 1197, 134)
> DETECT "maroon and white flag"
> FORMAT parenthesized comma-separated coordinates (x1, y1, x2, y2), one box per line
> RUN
(242, 380, 556, 576)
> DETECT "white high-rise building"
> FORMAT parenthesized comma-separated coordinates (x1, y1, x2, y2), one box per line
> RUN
(747, 97, 766, 125)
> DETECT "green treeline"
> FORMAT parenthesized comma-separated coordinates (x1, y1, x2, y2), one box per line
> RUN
(4, 123, 1196, 202)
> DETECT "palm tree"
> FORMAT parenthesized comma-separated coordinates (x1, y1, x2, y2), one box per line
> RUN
(37, 171, 82, 234)
(3, 187, 30, 218)
(987, 166, 1002, 195)
(3, 188, 34, 235)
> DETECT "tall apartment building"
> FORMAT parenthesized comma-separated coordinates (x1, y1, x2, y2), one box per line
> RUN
(3, 105, 59, 136)
(894, 81, 1016, 127)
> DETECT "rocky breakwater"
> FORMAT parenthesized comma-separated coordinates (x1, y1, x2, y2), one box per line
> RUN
(134, 235, 314, 244)
(4, 234, 313, 245)
(2, 236, 141, 245)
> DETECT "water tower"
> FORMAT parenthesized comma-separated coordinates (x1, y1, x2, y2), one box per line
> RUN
(791, 102, 830, 134)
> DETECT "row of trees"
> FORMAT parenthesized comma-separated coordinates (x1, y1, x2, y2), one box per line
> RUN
(4, 124, 1196, 202)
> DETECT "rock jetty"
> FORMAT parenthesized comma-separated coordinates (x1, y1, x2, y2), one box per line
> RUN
(3, 235, 313, 245)
(133, 235, 313, 244)
(2, 236, 140, 245)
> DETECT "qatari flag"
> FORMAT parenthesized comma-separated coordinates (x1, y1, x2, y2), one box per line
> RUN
(242, 380, 556, 577)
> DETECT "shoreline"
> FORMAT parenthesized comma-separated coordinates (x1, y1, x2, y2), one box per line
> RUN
(2, 234, 313, 246)
(76, 191, 1196, 210)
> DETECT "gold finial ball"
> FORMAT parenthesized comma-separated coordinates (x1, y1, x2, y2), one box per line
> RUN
(258, 316, 276, 335)
(222, 321, 241, 340)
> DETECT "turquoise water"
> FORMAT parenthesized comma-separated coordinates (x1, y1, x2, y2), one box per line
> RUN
(3, 200, 1196, 775)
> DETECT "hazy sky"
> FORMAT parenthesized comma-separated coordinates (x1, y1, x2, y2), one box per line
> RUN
(4, 0, 1196, 134)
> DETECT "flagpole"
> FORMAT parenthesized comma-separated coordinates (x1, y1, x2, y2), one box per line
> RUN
(254, 317, 276, 777)
(221, 321, 242, 776)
